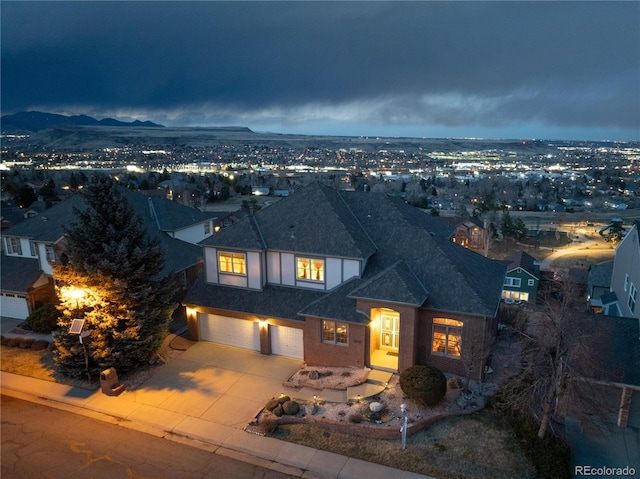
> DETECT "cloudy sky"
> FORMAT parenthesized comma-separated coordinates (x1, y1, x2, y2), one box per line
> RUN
(2, 1, 638, 141)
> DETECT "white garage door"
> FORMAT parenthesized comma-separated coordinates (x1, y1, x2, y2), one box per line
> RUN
(270, 325, 304, 359)
(199, 313, 260, 351)
(0, 293, 30, 320)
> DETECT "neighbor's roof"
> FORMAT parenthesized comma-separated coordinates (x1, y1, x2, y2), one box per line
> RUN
(0, 256, 42, 293)
(2, 188, 207, 277)
(503, 250, 538, 278)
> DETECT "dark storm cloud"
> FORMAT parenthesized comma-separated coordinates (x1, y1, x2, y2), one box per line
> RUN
(2, 1, 638, 139)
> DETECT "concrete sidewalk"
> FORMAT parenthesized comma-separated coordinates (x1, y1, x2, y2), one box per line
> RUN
(0, 340, 434, 479)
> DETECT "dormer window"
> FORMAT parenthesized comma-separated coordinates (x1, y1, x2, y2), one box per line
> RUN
(297, 257, 324, 282)
(6, 237, 22, 255)
(218, 251, 246, 275)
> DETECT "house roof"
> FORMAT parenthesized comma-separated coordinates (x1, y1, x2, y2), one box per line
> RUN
(503, 250, 538, 278)
(590, 315, 640, 387)
(201, 182, 377, 259)
(0, 256, 42, 293)
(588, 260, 614, 289)
(187, 183, 506, 320)
(125, 191, 214, 232)
(348, 261, 429, 307)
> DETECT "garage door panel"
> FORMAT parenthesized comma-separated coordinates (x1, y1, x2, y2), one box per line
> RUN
(200, 313, 260, 351)
(271, 325, 303, 359)
(0, 293, 29, 320)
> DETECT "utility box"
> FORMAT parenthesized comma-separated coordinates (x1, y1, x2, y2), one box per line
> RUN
(100, 367, 125, 396)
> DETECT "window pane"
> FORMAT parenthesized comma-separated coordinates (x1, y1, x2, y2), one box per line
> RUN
(432, 327, 447, 353)
(336, 323, 348, 344)
(447, 330, 461, 356)
(434, 318, 463, 327)
(232, 253, 246, 274)
(297, 258, 310, 279)
(311, 259, 324, 281)
(322, 320, 335, 342)
(219, 252, 232, 272)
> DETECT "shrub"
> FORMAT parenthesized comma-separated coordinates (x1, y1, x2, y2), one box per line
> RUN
(277, 395, 290, 404)
(258, 416, 277, 435)
(282, 400, 300, 415)
(0, 336, 7, 346)
(19, 338, 35, 349)
(265, 399, 279, 411)
(447, 377, 462, 390)
(273, 405, 284, 417)
(348, 412, 363, 423)
(399, 365, 447, 407)
(24, 304, 61, 334)
(31, 340, 50, 351)
(7, 337, 22, 348)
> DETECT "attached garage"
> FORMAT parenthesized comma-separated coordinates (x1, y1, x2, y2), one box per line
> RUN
(199, 313, 260, 351)
(270, 324, 304, 359)
(0, 292, 30, 320)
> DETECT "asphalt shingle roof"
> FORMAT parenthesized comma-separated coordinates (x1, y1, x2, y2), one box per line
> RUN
(2, 189, 208, 278)
(504, 250, 538, 277)
(186, 183, 506, 321)
(0, 256, 41, 293)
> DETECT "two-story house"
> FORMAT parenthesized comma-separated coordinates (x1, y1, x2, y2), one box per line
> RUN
(184, 182, 506, 379)
(0, 188, 217, 320)
(610, 223, 640, 320)
(501, 251, 540, 303)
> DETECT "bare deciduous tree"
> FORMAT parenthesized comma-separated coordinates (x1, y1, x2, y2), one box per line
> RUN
(497, 279, 611, 439)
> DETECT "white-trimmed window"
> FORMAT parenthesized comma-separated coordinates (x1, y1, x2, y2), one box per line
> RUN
(528, 279, 535, 286)
(297, 257, 324, 282)
(6, 237, 22, 255)
(218, 251, 246, 275)
(624, 274, 629, 292)
(629, 283, 637, 313)
(204, 222, 211, 234)
(322, 320, 348, 345)
(504, 277, 521, 287)
(45, 245, 55, 263)
(432, 318, 462, 357)
(29, 241, 37, 257)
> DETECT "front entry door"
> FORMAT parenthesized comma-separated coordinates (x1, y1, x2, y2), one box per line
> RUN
(380, 311, 399, 351)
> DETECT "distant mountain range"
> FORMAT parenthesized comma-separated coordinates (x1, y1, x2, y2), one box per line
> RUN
(1, 111, 164, 132)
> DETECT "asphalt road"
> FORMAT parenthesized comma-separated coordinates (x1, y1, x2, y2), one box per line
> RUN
(1, 395, 296, 479)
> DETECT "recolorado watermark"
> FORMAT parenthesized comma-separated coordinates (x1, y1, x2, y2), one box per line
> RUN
(575, 465, 636, 476)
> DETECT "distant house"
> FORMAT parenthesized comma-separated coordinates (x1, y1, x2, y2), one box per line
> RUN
(439, 216, 486, 250)
(587, 260, 614, 313)
(0, 188, 215, 320)
(501, 251, 540, 303)
(184, 182, 506, 379)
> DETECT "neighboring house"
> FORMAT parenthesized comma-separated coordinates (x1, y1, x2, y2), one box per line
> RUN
(184, 182, 506, 379)
(442, 216, 487, 250)
(587, 260, 614, 313)
(501, 251, 540, 303)
(610, 223, 640, 320)
(0, 188, 215, 320)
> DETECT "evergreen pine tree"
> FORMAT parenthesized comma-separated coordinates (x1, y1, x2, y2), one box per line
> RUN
(53, 175, 176, 378)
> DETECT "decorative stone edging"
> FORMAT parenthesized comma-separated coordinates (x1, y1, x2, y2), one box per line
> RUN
(273, 403, 484, 439)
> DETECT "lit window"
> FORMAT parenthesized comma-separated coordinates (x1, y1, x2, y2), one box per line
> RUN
(432, 318, 462, 357)
(297, 257, 324, 282)
(7, 237, 22, 255)
(218, 251, 246, 275)
(322, 320, 348, 345)
(629, 283, 636, 313)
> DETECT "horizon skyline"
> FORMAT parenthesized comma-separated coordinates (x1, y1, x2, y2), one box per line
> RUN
(2, 2, 639, 143)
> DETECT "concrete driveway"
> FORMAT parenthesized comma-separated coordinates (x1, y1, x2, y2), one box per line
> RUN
(88, 342, 304, 431)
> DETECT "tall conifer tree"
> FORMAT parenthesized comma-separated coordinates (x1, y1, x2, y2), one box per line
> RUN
(53, 175, 175, 378)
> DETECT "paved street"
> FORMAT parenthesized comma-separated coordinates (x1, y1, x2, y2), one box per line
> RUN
(1, 395, 297, 479)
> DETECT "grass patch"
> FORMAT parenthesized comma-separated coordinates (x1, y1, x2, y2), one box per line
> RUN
(271, 411, 534, 479)
(1, 345, 97, 390)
